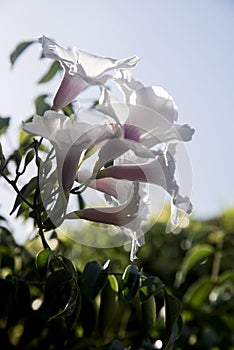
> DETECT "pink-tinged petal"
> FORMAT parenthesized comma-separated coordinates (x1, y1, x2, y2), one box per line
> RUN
(39, 36, 140, 109)
(52, 71, 88, 110)
(76, 170, 119, 197)
(23, 110, 123, 193)
(95, 138, 154, 173)
(56, 148, 82, 193)
(98, 152, 192, 216)
(67, 182, 140, 226)
(140, 124, 195, 148)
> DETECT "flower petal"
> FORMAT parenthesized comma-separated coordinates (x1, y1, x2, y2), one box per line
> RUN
(140, 123, 195, 148)
(94, 138, 154, 173)
(52, 71, 88, 110)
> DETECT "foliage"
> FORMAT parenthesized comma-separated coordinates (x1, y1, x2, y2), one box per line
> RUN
(0, 39, 233, 350)
(0, 210, 234, 349)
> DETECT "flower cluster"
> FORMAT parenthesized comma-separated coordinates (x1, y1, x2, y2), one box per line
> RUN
(23, 36, 194, 260)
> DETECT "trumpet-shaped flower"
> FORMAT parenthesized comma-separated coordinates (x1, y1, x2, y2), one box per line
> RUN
(67, 180, 149, 261)
(97, 69, 194, 147)
(95, 71, 194, 225)
(23, 110, 121, 193)
(39, 36, 140, 110)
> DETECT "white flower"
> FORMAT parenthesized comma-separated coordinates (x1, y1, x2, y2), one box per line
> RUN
(39, 36, 140, 110)
(23, 110, 121, 193)
(97, 69, 194, 146)
(96, 70, 194, 223)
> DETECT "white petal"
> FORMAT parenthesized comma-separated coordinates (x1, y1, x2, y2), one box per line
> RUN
(96, 87, 129, 124)
(22, 110, 68, 139)
(39, 36, 78, 70)
(113, 69, 144, 102)
(76, 49, 140, 79)
(130, 86, 178, 123)
(140, 124, 195, 147)
(95, 138, 154, 173)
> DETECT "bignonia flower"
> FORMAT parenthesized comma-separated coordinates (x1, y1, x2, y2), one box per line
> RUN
(39, 36, 140, 111)
(71, 172, 149, 261)
(94, 70, 194, 223)
(22, 110, 122, 194)
(97, 69, 194, 147)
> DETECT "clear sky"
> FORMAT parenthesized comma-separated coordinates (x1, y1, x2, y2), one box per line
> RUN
(1, 0, 234, 221)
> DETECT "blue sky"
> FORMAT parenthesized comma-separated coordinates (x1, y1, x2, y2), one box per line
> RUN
(1, 0, 234, 220)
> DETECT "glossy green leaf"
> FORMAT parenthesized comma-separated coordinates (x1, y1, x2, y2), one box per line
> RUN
(82, 260, 110, 300)
(57, 255, 78, 279)
(43, 268, 79, 322)
(45, 269, 73, 294)
(10, 40, 35, 66)
(177, 244, 215, 284)
(49, 280, 79, 322)
(140, 276, 164, 302)
(0, 117, 10, 135)
(10, 176, 37, 215)
(164, 292, 182, 349)
(122, 264, 140, 302)
(99, 275, 118, 336)
(24, 149, 35, 167)
(142, 294, 156, 334)
(34, 94, 51, 115)
(183, 276, 213, 308)
(38, 60, 61, 84)
(36, 249, 55, 280)
(108, 274, 119, 293)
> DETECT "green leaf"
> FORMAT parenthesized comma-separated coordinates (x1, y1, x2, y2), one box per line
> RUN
(11, 150, 22, 169)
(140, 276, 164, 302)
(57, 255, 78, 280)
(183, 276, 213, 308)
(0, 117, 10, 135)
(10, 176, 37, 215)
(34, 94, 51, 115)
(62, 103, 75, 117)
(177, 244, 215, 285)
(218, 270, 234, 284)
(164, 292, 182, 349)
(0, 279, 15, 320)
(38, 61, 61, 84)
(45, 269, 73, 294)
(10, 40, 35, 67)
(36, 249, 55, 280)
(82, 260, 110, 300)
(99, 275, 119, 336)
(24, 149, 35, 167)
(122, 264, 140, 302)
(141, 295, 157, 334)
(108, 274, 119, 293)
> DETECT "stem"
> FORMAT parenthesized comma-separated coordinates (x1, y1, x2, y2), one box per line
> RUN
(34, 138, 51, 250)
(0, 171, 34, 210)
